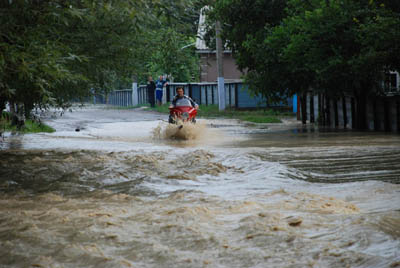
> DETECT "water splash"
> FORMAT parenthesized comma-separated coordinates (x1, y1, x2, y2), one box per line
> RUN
(152, 122, 207, 141)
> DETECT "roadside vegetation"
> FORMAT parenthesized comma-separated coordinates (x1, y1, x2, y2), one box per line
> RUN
(147, 103, 290, 123)
(0, 112, 55, 134)
(0, 0, 207, 128)
(208, 0, 400, 129)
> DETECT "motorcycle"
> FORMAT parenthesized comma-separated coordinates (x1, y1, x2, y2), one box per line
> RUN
(168, 98, 197, 126)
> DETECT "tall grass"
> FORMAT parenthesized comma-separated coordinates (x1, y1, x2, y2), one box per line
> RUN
(0, 112, 55, 133)
(21, 120, 56, 133)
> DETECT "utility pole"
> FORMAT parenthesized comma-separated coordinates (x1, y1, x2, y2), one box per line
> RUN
(132, 75, 138, 106)
(215, 20, 225, 111)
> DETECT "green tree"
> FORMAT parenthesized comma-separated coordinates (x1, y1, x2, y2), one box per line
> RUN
(0, 0, 209, 124)
(276, 0, 400, 127)
(144, 27, 199, 82)
(139, 0, 209, 82)
(0, 0, 151, 120)
(208, 0, 289, 105)
(212, 0, 400, 128)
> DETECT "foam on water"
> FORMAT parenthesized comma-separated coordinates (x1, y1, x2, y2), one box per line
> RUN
(152, 121, 208, 141)
(1, 107, 400, 267)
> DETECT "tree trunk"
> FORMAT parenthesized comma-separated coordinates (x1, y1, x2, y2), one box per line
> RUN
(373, 99, 379, 131)
(354, 90, 368, 130)
(300, 92, 307, 124)
(342, 96, 347, 128)
(0, 95, 6, 114)
(326, 95, 331, 127)
(351, 97, 356, 129)
(9, 101, 25, 128)
(297, 95, 300, 120)
(310, 94, 315, 123)
(320, 94, 326, 126)
(318, 94, 323, 125)
(24, 101, 34, 120)
(9, 100, 17, 126)
(334, 98, 339, 127)
(397, 101, 400, 132)
(383, 99, 391, 132)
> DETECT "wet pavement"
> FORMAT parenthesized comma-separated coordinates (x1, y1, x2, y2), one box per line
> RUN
(0, 105, 399, 268)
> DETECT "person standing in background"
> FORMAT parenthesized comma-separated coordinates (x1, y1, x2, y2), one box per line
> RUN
(155, 75, 168, 106)
(146, 76, 156, 107)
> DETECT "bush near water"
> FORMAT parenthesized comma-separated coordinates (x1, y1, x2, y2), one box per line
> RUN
(0, 111, 55, 134)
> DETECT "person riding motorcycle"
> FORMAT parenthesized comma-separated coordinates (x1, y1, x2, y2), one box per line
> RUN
(169, 87, 199, 109)
(169, 86, 198, 124)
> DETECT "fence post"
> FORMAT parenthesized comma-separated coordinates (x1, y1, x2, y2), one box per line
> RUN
(235, 83, 239, 108)
(384, 99, 391, 131)
(227, 84, 231, 107)
(199, 84, 203, 105)
(132, 83, 138, 106)
(162, 86, 167, 104)
(205, 86, 208, 105)
(397, 101, 400, 132)
(326, 96, 331, 126)
(334, 98, 339, 127)
(342, 96, 348, 128)
(166, 84, 170, 102)
(309, 93, 315, 123)
(301, 93, 307, 124)
(211, 85, 214, 104)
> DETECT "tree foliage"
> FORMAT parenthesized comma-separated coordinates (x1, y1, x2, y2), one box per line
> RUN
(139, 0, 209, 82)
(211, 0, 400, 104)
(0, 0, 207, 121)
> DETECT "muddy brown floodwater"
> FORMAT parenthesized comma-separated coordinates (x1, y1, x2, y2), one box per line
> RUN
(0, 105, 399, 268)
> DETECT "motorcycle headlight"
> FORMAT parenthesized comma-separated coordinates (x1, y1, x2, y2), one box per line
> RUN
(182, 112, 189, 120)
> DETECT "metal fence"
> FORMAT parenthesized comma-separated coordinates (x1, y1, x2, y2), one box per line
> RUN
(137, 82, 243, 107)
(107, 90, 133, 106)
(105, 82, 292, 109)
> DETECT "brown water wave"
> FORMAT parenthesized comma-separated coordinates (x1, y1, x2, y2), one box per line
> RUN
(1, 113, 400, 267)
(251, 145, 400, 184)
(0, 188, 399, 267)
(0, 147, 399, 267)
(0, 189, 398, 268)
(0, 149, 236, 196)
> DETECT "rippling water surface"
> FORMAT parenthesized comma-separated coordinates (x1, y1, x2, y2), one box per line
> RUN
(0, 106, 399, 268)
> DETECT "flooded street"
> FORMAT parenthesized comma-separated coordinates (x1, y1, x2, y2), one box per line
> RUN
(0, 106, 399, 268)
